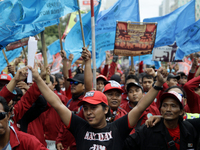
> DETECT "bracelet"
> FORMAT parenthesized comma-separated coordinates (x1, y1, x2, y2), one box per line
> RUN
(153, 85, 163, 90)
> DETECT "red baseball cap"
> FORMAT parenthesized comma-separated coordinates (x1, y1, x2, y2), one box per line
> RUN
(78, 91, 108, 106)
(96, 75, 107, 81)
(160, 91, 184, 109)
(0, 74, 12, 82)
(103, 80, 124, 93)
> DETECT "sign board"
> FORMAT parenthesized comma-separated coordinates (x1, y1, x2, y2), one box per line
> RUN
(114, 22, 157, 56)
(152, 42, 182, 62)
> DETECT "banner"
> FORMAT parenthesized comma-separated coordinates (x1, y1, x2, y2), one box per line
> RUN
(114, 22, 157, 56)
(51, 54, 62, 74)
(178, 62, 191, 75)
(152, 42, 182, 62)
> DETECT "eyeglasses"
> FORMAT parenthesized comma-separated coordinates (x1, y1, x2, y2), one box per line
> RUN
(70, 81, 80, 85)
(0, 112, 7, 120)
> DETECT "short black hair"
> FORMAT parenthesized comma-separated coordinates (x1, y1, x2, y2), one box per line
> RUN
(142, 74, 154, 83)
(0, 96, 9, 112)
(100, 102, 111, 119)
(125, 74, 139, 84)
(50, 75, 55, 84)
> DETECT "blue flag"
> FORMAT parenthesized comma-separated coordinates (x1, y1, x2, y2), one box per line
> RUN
(15, 0, 78, 24)
(0, 23, 45, 50)
(90, 0, 140, 53)
(175, 19, 200, 60)
(0, 19, 60, 50)
(0, 47, 23, 73)
(64, 1, 101, 64)
(129, 54, 154, 66)
(47, 39, 64, 55)
(91, 50, 106, 69)
(143, 0, 195, 48)
(0, 0, 23, 43)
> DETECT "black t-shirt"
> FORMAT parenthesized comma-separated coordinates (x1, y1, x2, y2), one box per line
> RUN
(69, 113, 132, 150)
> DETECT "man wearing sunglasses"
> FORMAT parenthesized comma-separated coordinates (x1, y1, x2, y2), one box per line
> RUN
(0, 96, 48, 149)
(56, 73, 85, 150)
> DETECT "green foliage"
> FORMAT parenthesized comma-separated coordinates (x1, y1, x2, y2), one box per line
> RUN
(37, 14, 70, 52)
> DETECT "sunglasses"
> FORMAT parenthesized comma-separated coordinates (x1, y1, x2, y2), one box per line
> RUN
(70, 81, 80, 85)
(0, 112, 7, 120)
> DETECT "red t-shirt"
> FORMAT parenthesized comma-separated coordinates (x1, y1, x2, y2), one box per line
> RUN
(167, 124, 180, 150)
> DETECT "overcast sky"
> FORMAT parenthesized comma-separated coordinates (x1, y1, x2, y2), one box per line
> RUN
(106, 0, 163, 21)
(139, 0, 163, 21)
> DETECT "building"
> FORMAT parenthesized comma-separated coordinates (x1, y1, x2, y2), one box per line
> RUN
(159, 0, 200, 20)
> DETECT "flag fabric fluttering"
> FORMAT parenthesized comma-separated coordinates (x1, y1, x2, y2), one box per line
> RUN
(143, 0, 195, 48)
(15, 0, 79, 25)
(175, 19, 200, 60)
(47, 39, 64, 55)
(64, 0, 101, 64)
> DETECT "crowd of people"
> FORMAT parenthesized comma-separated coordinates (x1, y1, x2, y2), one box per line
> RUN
(0, 47, 200, 150)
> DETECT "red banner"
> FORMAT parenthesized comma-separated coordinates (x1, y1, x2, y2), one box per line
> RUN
(114, 22, 157, 56)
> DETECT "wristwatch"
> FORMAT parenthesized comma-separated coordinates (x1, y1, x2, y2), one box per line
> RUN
(153, 85, 163, 90)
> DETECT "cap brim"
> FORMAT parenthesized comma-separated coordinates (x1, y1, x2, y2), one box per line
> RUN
(67, 78, 83, 83)
(160, 93, 181, 106)
(103, 87, 124, 93)
(127, 82, 143, 92)
(0, 79, 10, 83)
(78, 99, 102, 106)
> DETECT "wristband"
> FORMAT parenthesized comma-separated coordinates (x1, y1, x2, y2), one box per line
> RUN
(153, 85, 163, 90)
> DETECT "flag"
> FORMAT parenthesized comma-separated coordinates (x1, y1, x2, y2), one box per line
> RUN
(0, 23, 45, 50)
(47, 39, 64, 55)
(64, 1, 101, 64)
(0, 0, 23, 43)
(15, 0, 78, 24)
(129, 54, 153, 65)
(175, 19, 200, 60)
(0, 47, 23, 73)
(143, 0, 195, 48)
(0, 19, 60, 50)
(90, 0, 140, 53)
(62, 12, 77, 39)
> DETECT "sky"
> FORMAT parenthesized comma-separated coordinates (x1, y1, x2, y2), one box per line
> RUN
(139, 0, 163, 21)
(106, 0, 163, 21)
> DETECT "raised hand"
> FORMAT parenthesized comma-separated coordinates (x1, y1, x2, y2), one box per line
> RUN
(60, 49, 67, 60)
(7, 64, 15, 76)
(27, 65, 40, 81)
(173, 63, 179, 73)
(68, 54, 74, 62)
(81, 47, 91, 61)
(16, 81, 30, 91)
(156, 67, 168, 86)
(145, 68, 156, 77)
(13, 67, 28, 82)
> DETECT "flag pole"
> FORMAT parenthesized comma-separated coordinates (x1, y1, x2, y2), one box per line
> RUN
(77, 0, 86, 47)
(58, 21, 63, 51)
(91, 0, 96, 90)
(131, 56, 134, 71)
(41, 31, 50, 83)
(2, 49, 9, 65)
(22, 46, 27, 66)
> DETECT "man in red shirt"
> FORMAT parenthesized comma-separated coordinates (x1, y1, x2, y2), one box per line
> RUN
(121, 74, 139, 105)
(103, 81, 127, 122)
(121, 82, 160, 133)
(0, 96, 47, 150)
